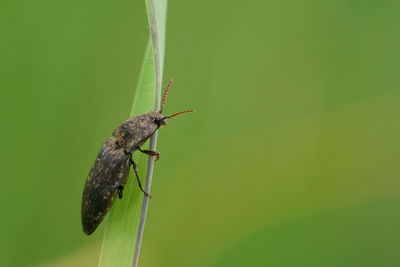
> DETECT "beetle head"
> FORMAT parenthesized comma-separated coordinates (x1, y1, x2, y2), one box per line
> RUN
(147, 110, 166, 127)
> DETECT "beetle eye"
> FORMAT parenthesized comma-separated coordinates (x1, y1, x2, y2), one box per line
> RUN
(153, 118, 161, 126)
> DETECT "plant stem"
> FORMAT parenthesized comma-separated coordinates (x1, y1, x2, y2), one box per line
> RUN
(132, 1, 167, 265)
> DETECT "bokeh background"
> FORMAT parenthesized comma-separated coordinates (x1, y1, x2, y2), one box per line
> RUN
(1, 0, 400, 266)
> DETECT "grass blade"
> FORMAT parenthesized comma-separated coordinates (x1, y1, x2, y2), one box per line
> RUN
(98, 0, 167, 266)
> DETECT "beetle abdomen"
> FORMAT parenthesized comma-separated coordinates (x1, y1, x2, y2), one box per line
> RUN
(81, 138, 130, 235)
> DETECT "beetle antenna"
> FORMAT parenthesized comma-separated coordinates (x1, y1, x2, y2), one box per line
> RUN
(164, 110, 194, 119)
(160, 79, 174, 113)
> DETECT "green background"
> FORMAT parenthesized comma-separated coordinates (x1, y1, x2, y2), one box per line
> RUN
(1, 0, 400, 266)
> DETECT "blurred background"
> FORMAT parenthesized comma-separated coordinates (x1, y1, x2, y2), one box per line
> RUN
(1, 0, 400, 266)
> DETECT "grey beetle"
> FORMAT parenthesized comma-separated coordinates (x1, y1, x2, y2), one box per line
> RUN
(81, 80, 193, 235)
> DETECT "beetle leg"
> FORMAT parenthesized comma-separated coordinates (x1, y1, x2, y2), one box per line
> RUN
(137, 147, 160, 161)
(117, 185, 124, 199)
(129, 158, 152, 198)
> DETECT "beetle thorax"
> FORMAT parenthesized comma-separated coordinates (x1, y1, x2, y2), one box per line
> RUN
(112, 111, 163, 153)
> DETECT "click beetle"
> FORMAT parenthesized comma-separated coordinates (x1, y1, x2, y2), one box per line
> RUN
(81, 80, 193, 235)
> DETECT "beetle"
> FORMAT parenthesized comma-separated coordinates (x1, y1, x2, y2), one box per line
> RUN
(81, 80, 193, 235)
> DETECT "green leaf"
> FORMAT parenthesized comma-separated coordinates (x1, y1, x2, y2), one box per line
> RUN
(98, 0, 167, 266)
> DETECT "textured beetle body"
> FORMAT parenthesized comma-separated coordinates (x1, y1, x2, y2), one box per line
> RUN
(81, 138, 130, 235)
(81, 80, 193, 235)
(81, 113, 163, 235)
